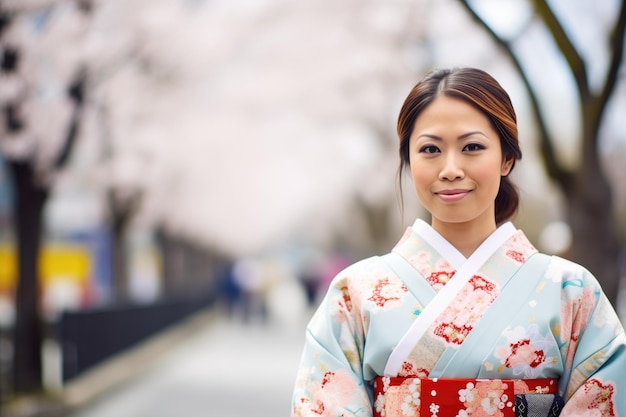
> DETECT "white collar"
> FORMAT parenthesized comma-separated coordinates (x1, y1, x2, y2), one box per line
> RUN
(411, 218, 516, 270)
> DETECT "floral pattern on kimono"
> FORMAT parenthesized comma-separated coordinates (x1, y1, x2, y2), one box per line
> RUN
(494, 325, 558, 378)
(291, 220, 626, 417)
(431, 275, 498, 346)
(562, 377, 616, 417)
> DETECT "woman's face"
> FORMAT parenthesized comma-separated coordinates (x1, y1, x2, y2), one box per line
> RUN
(409, 95, 513, 235)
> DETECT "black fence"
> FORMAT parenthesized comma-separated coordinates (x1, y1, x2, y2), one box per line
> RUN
(59, 293, 215, 382)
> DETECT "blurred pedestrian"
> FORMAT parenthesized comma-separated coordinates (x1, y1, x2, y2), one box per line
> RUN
(291, 67, 626, 416)
(232, 257, 268, 324)
(299, 258, 321, 309)
(216, 260, 241, 317)
(319, 250, 351, 293)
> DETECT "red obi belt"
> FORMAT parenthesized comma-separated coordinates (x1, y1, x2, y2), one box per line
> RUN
(373, 377, 559, 417)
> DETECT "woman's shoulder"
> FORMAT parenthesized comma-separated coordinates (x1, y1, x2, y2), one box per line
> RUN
(323, 254, 406, 298)
(543, 254, 592, 274)
(330, 255, 391, 283)
(541, 253, 601, 291)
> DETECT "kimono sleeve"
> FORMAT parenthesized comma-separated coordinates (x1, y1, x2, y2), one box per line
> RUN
(556, 261, 626, 415)
(291, 271, 373, 417)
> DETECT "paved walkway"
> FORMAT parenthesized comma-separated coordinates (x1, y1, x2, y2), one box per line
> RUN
(64, 301, 311, 417)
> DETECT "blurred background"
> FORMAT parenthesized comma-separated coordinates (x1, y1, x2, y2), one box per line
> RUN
(0, 0, 624, 416)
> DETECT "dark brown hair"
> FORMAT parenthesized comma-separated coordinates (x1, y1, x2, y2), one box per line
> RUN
(397, 67, 522, 224)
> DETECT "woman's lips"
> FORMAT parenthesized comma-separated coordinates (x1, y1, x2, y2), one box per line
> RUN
(435, 190, 470, 202)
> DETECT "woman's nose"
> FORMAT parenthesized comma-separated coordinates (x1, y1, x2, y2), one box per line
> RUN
(439, 154, 464, 181)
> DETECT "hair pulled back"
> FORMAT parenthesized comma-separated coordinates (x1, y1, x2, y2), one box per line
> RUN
(397, 67, 522, 224)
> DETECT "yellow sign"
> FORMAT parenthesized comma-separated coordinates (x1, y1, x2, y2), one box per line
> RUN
(0, 244, 15, 291)
(0, 243, 90, 291)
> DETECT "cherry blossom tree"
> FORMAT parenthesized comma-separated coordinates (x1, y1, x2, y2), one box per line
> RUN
(90, 0, 429, 259)
(0, 0, 90, 394)
(1, 0, 431, 393)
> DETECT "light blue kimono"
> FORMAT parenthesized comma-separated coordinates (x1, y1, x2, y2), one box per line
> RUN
(292, 220, 626, 416)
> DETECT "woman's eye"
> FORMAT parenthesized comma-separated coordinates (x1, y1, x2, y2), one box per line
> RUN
(419, 145, 440, 154)
(464, 143, 485, 152)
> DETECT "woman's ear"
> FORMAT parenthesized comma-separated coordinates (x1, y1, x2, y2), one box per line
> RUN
(501, 157, 514, 176)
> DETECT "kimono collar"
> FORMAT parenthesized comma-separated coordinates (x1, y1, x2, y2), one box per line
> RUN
(411, 219, 516, 270)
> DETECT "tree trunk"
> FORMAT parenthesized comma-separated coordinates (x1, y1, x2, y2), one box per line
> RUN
(111, 210, 127, 304)
(567, 163, 621, 306)
(108, 191, 142, 305)
(9, 161, 47, 393)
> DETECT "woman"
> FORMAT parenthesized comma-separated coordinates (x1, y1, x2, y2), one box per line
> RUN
(291, 67, 626, 416)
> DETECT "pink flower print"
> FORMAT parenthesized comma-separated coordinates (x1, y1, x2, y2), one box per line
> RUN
(338, 285, 353, 313)
(296, 396, 324, 415)
(479, 391, 507, 416)
(565, 378, 616, 416)
(570, 287, 596, 343)
(426, 270, 455, 291)
(495, 325, 556, 377)
(458, 382, 476, 403)
(377, 378, 422, 417)
(400, 380, 420, 416)
(432, 276, 497, 345)
(368, 277, 407, 309)
(311, 369, 360, 415)
(502, 231, 536, 264)
(504, 339, 545, 369)
(433, 321, 472, 345)
(397, 360, 429, 378)
(374, 376, 390, 415)
(470, 276, 496, 292)
(505, 250, 525, 263)
(587, 380, 616, 416)
(559, 286, 596, 368)
(476, 380, 509, 400)
(458, 380, 511, 417)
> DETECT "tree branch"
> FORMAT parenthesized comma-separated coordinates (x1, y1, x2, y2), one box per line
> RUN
(531, 0, 590, 100)
(458, 0, 573, 192)
(52, 68, 86, 170)
(1, 0, 69, 15)
(596, 0, 626, 126)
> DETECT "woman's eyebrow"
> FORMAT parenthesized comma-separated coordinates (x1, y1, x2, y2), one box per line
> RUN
(415, 133, 442, 141)
(416, 131, 487, 141)
(458, 131, 487, 139)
